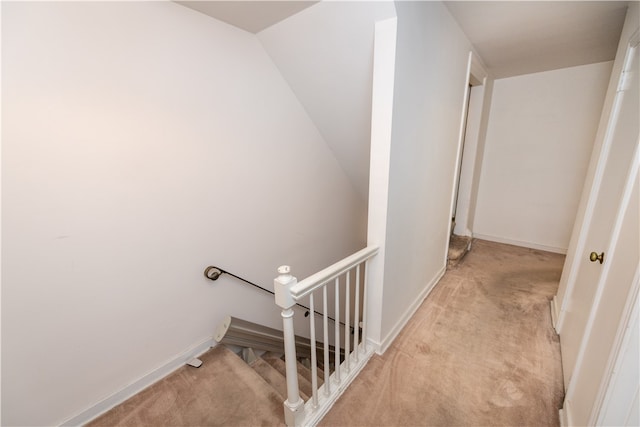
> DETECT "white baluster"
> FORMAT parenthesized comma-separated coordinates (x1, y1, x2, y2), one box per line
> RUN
(323, 286, 330, 395)
(334, 276, 340, 384)
(345, 270, 351, 372)
(274, 266, 304, 427)
(362, 260, 369, 352)
(354, 264, 360, 361)
(309, 293, 318, 408)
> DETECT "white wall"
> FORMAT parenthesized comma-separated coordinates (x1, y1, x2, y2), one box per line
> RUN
(1, 2, 365, 425)
(377, 1, 473, 348)
(258, 2, 397, 201)
(365, 16, 398, 351)
(472, 61, 613, 253)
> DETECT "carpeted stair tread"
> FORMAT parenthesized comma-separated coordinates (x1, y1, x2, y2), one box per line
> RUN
(250, 358, 309, 402)
(448, 234, 472, 268)
(87, 345, 285, 427)
(262, 354, 315, 401)
(297, 360, 324, 388)
(300, 358, 325, 381)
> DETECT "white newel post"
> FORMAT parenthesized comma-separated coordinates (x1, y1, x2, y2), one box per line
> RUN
(274, 266, 305, 427)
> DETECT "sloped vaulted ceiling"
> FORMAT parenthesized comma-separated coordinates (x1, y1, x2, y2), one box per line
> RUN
(175, 1, 628, 199)
(177, 1, 395, 202)
(257, 2, 397, 201)
(177, 1, 396, 201)
(176, 1, 319, 33)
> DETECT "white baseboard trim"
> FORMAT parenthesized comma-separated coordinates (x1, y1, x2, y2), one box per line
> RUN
(61, 338, 215, 426)
(376, 266, 446, 355)
(550, 296, 560, 332)
(559, 400, 571, 427)
(472, 233, 567, 254)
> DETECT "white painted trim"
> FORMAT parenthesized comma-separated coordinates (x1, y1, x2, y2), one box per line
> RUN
(450, 50, 491, 243)
(453, 83, 485, 239)
(463, 77, 493, 239)
(302, 345, 375, 427)
(365, 15, 397, 347)
(555, 35, 638, 332)
(445, 52, 474, 267)
(591, 265, 640, 424)
(365, 336, 379, 352)
(375, 266, 446, 355)
(624, 386, 640, 426)
(290, 246, 379, 299)
(0, 3, 3, 425)
(559, 402, 571, 427)
(564, 144, 640, 413)
(472, 233, 567, 254)
(550, 296, 559, 331)
(61, 338, 215, 426)
(551, 295, 561, 331)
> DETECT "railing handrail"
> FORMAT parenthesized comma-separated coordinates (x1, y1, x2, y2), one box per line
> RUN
(289, 245, 379, 300)
(274, 245, 379, 426)
(204, 264, 354, 332)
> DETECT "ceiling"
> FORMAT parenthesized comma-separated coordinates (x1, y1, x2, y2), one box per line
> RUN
(176, 1, 318, 33)
(177, 1, 628, 78)
(444, 1, 628, 78)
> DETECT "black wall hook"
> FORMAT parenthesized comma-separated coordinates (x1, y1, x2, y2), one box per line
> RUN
(204, 266, 223, 281)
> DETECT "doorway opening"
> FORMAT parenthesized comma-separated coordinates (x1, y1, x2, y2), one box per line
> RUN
(447, 52, 491, 268)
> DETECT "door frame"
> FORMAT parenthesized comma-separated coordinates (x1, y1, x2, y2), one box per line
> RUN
(446, 51, 490, 244)
(556, 27, 640, 426)
(553, 28, 640, 332)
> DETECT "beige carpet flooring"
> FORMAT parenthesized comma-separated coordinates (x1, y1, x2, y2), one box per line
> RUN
(88, 239, 565, 426)
(320, 239, 565, 426)
(88, 345, 286, 427)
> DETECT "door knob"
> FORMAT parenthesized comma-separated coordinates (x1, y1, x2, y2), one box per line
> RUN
(589, 251, 604, 264)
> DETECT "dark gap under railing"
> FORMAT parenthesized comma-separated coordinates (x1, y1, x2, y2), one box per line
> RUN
(204, 265, 355, 334)
(216, 315, 346, 365)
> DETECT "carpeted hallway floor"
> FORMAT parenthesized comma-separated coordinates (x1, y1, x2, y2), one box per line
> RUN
(88, 239, 565, 426)
(320, 239, 565, 426)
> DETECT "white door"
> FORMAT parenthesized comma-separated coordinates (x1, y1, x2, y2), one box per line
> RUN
(557, 30, 639, 386)
(594, 274, 640, 427)
(563, 165, 639, 426)
(597, 289, 640, 427)
(557, 29, 640, 426)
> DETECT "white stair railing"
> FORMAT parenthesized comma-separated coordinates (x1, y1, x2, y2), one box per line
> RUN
(274, 246, 379, 427)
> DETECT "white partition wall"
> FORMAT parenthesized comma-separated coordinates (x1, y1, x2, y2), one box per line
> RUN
(378, 1, 475, 350)
(473, 61, 613, 253)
